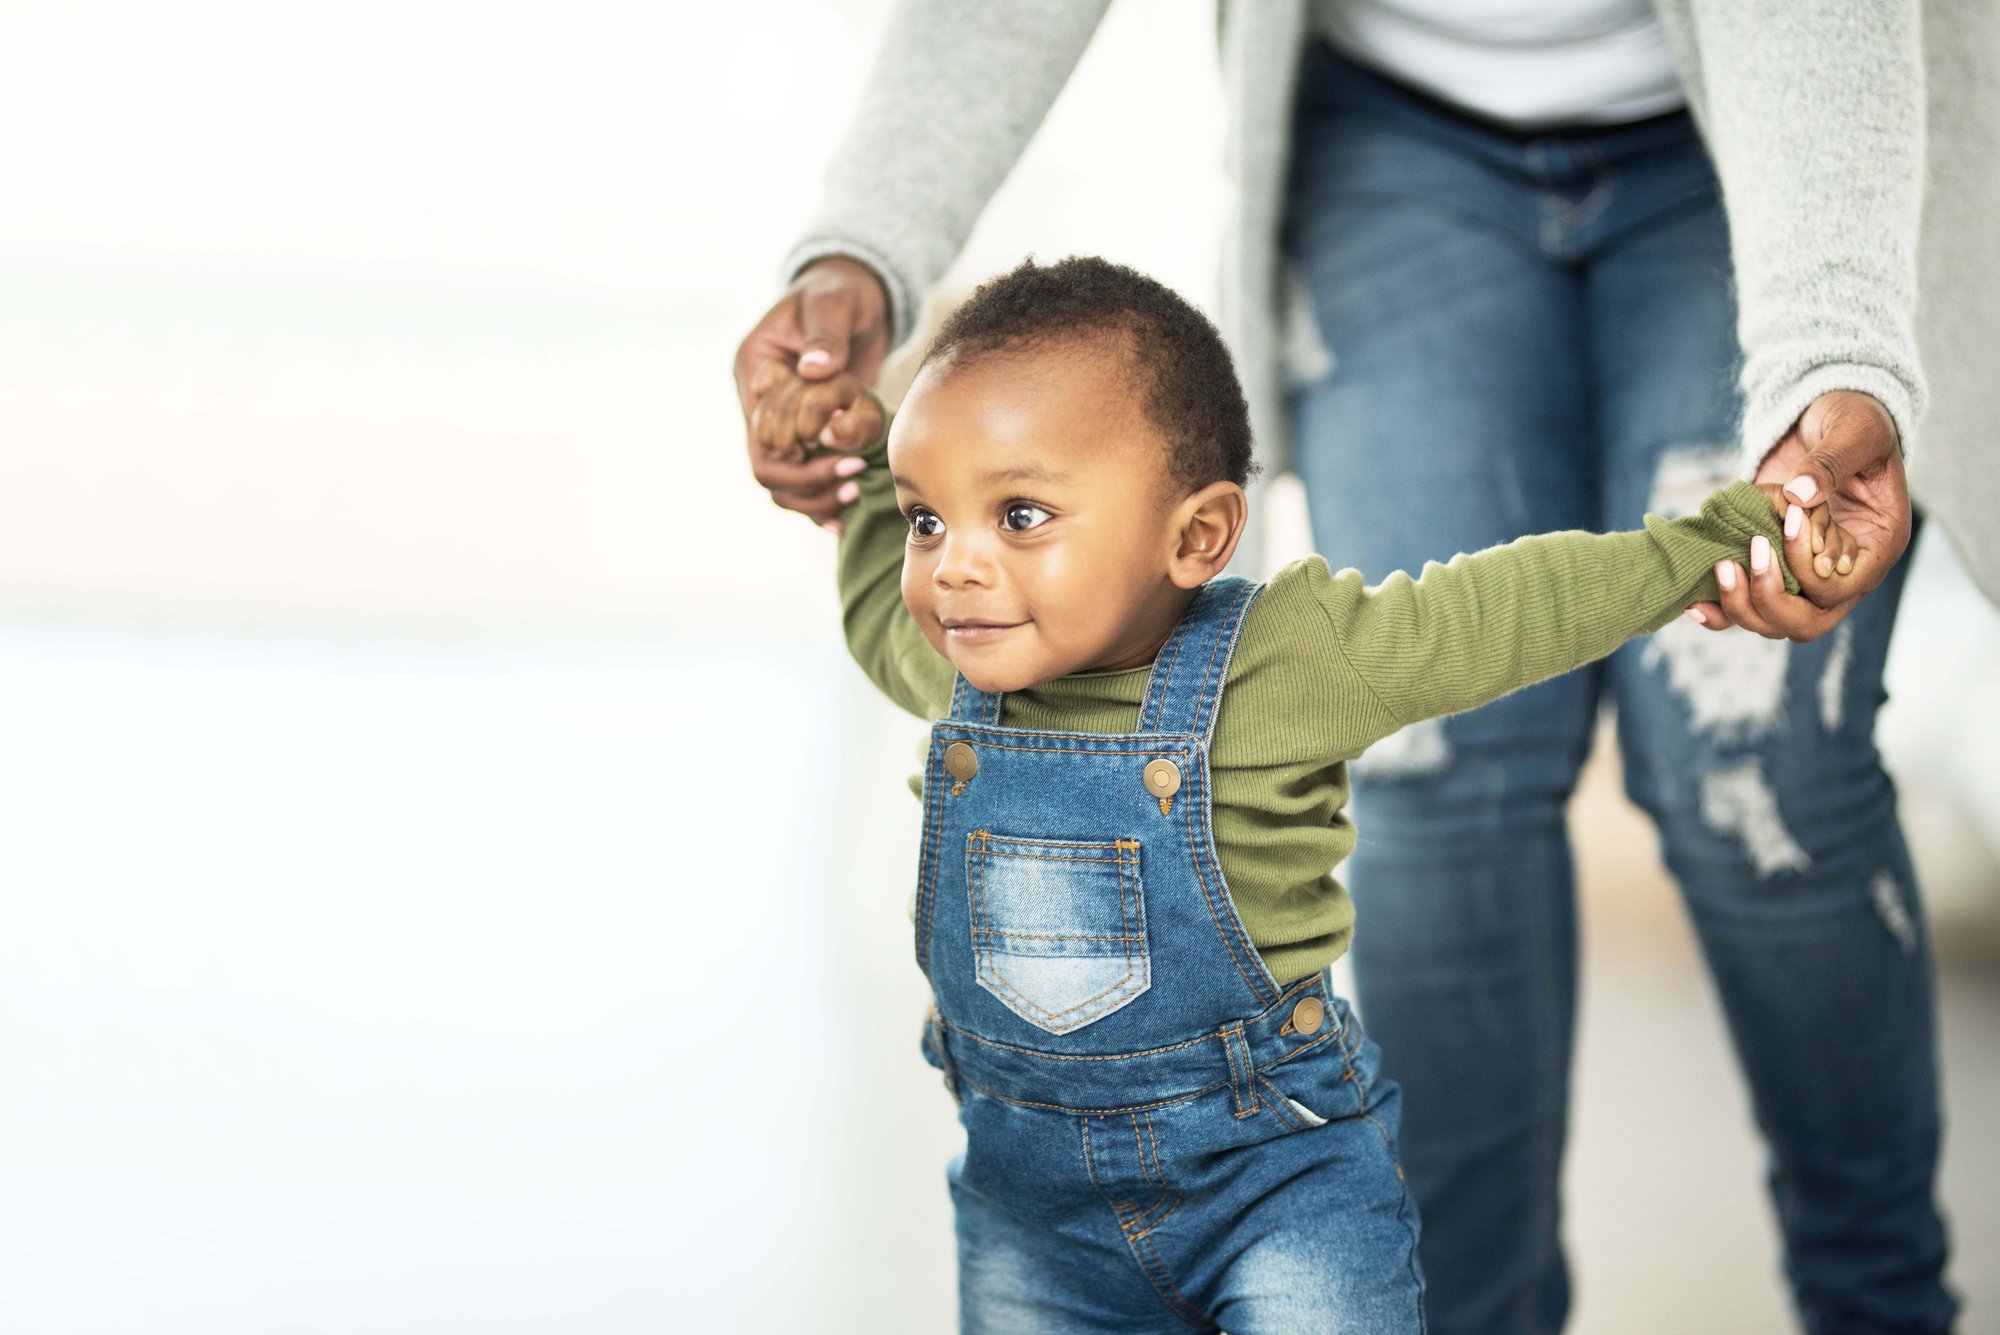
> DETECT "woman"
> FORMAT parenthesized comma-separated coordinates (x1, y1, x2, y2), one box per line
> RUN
(733, 4, 1991, 1330)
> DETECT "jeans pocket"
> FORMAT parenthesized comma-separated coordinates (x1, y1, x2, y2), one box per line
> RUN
(1259, 1004, 1365, 1134)
(966, 830, 1150, 1035)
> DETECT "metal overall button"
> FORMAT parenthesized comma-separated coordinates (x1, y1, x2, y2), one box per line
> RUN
(1280, 996, 1325, 1038)
(1142, 758, 1181, 816)
(944, 742, 978, 797)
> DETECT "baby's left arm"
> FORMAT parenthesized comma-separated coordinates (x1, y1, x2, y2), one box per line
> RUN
(1315, 481, 1802, 749)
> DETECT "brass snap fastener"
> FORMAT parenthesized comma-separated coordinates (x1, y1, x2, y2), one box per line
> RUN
(944, 743, 978, 781)
(944, 742, 978, 796)
(1142, 758, 1182, 815)
(1289, 996, 1325, 1037)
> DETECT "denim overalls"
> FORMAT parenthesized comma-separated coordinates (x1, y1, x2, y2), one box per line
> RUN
(915, 575, 1426, 1334)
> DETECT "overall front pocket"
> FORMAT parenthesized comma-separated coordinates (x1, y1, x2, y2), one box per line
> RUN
(966, 830, 1150, 1035)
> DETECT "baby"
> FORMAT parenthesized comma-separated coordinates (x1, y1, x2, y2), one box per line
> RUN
(747, 255, 1862, 1332)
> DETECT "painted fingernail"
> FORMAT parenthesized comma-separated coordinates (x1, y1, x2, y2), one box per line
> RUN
(820, 519, 843, 536)
(1837, 553, 1853, 575)
(1717, 561, 1737, 590)
(1784, 504, 1803, 539)
(833, 455, 868, 477)
(1751, 535, 1771, 573)
(836, 481, 860, 504)
(1684, 608, 1707, 624)
(798, 349, 832, 372)
(1784, 476, 1818, 504)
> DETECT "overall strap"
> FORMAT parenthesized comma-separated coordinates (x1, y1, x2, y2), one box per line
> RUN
(1134, 575, 1261, 741)
(947, 670, 1006, 726)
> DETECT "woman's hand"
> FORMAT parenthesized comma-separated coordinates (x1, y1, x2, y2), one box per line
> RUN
(733, 256, 891, 532)
(1686, 390, 1913, 641)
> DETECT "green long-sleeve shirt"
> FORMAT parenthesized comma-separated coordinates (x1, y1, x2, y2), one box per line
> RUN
(835, 428, 1791, 986)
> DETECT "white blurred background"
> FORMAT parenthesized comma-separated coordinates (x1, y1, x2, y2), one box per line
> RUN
(1, 2, 1994, 1331)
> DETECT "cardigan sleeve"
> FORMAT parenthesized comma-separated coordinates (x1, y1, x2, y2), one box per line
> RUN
(778, 0, 1117, 351)
(1662, 0, 1927, 472)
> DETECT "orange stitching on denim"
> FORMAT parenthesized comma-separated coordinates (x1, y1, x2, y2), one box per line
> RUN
(1255, 1074, 1323, 1135)
(1122, 1115, 1174, 1226)
(971, 930, 1147, 942)
(1188, 587, 1233, 738)
(1260, 1027, 1336, 1071)
(1081, 1116, 1113, 1202)
(934, 735, 1190, 752)
(1141, 611, 1193, 733)
(936, 1016, 1217, 1063)
(1181, 757, 1272, 1003)
(956, 1068, 1218, 1116)
(968, 827, 989, 977)
(1169, 585, 1279, 1006)
(1361, 1111, 1399, 1160)
(1118, 843, 1140, 994)
(1126, 1111, 1181, 1239)
(967, 830, 1148, 1030)
(1129, 1179, 1182, 1239)
(1133, 1233, 1209, 1326)
(1257, 1075, 1303, 1132)
(972, 833, 1138, 1025)
(978, 959, 1141, 1026)
(972, 843, 1144, 1027)
(1130, 1114, 1155, 1188)
(975, 833, 1143, 851)
(1218, 1020, 1241, 1097)
(980, 852, 1133, 864)
(1190, 582, 1256, 742)
(1129, 1187, 1185, 1244)
(1081, 1117, 1139, 1225)
(917, 743, 950, 980)
(1227, 1024, 1262, 1118)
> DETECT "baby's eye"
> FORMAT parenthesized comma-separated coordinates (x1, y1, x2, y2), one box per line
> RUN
(907, 509, 944, 540)
(1003, 503, 1052, 533)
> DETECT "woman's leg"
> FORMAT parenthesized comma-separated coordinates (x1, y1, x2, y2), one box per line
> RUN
(1589, 167, 1958, 1335)
(1283, 46, 1601, 1335)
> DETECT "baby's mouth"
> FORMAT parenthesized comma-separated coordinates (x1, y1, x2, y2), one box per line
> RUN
(941, 618, 1025, 642)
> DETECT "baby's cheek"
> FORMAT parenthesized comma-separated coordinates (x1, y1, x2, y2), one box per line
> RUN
(900, 558, 940, 641)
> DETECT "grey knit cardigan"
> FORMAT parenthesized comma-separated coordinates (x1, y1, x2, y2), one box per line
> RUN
(783, 0, 1999, 602)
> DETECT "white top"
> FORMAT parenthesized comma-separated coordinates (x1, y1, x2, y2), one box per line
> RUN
(1308, 0, 1687, 129)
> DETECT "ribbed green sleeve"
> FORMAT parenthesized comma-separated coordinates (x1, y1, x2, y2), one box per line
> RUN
(831, 420, 954, 721)
(1317, 482, 1793, 751)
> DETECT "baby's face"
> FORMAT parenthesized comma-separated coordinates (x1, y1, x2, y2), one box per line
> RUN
(890, 350, 1189, 694)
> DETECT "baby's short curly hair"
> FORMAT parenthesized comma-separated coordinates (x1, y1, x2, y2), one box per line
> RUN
(917, 255, 1260, 493)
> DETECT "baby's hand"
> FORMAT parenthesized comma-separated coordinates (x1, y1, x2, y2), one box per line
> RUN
(1752, 482, 1866, 604)
(745, 361, 886, 464)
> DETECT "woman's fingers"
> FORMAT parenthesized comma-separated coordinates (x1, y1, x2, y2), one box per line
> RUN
(751, 444, 856, 521)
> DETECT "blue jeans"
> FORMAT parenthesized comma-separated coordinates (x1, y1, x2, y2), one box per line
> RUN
(1281, 42, 1955, 1335)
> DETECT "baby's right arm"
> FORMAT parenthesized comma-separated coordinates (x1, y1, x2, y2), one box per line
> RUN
(744, 365, 952, 721)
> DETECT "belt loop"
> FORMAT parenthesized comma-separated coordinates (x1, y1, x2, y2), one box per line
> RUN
(1221, 1022, 1259, 1118)
(926, 1006, 963, 1105)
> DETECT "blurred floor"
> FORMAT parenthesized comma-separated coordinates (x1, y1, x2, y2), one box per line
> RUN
(1, 615, 1992, 1333)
